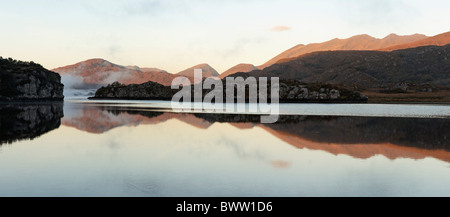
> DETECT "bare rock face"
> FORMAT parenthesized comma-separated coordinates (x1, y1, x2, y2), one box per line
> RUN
(0, 57, 64, 101)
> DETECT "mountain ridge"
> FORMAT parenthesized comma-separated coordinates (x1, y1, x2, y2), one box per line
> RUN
(241, 44, 450, 89)
(381, 31, 450, 51)
(257, 33, 428, 70)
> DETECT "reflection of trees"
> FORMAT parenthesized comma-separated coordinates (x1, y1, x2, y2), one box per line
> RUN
(0, 103, 64, 145)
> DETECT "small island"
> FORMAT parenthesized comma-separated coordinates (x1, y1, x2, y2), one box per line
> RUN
(89, 79, 368, 103)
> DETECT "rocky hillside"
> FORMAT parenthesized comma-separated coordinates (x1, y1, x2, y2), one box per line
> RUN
(0, 57, 64, 101)
(245, 44, 450, 89)
(258, 33, 428, 69)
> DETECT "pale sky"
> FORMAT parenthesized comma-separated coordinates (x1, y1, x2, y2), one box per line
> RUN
(1, 0, 450, 73)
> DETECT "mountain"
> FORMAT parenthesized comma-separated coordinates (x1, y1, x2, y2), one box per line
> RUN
(242, 44, 450, 89)
(177, 63, 219, 77)
(219, 63, 258, 78)
(258, 33, 428, 69)
(53, 58, 180, 88)
(381, 31, 450, 51)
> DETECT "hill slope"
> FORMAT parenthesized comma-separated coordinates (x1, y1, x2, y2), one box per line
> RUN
(381, 31, 450, 51)
(244, 45, 450, 88)
(258, 33, 428, 69)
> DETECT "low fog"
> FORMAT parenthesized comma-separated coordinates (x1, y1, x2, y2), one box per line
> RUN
(60, 70, 139, 98)
(61, 74, 100, 98)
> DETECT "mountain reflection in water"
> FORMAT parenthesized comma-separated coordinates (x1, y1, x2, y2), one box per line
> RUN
(1, 102, 450, 196)
(60, 104, 450, 163)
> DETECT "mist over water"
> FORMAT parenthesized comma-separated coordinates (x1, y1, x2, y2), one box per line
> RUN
(61, 74, 99, 98)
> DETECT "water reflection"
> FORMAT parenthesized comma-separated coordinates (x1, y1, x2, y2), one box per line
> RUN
(61, 104, 450, 163)
(2, 102, 450, 196)
(0, 103, 63, 145)
(2, 102, 449, 162)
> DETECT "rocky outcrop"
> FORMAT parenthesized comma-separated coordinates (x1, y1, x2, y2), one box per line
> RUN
(0, 57, 64, 101)
(0, 103, 64, 145)
(92, 81, 174, 99)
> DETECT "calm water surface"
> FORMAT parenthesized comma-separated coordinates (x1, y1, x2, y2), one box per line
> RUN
(1, 100, 450, 196)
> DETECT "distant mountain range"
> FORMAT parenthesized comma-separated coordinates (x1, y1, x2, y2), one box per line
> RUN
(53, 59, 253, 89)
(380, 31, 450, 51)
(257, 33, 429, 69)
(52, 31, 450, 91)
(53, 58, 178, 87)
(239, 44, 450, 88)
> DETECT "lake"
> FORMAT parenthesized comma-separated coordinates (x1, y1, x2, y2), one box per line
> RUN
(1, 100, 450, 196)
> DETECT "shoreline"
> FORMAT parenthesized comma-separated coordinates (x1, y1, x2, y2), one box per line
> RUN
(0, 99, 64, 105)
(86, 97, 450, 105)
(2, 97, 450, 105)
(87, 97, 369, 104)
